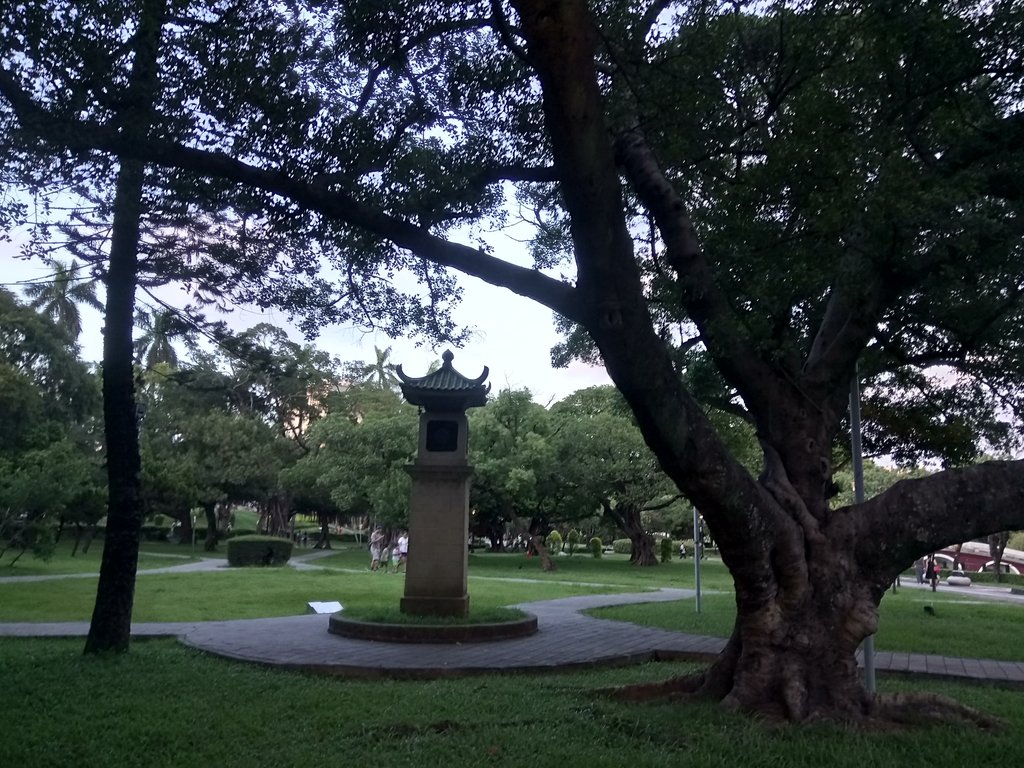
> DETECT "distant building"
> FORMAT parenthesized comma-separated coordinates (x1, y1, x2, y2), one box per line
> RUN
(936, 541, 1024, 575)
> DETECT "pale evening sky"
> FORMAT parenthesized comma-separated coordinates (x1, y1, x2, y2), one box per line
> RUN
(1, 236, 611, 406)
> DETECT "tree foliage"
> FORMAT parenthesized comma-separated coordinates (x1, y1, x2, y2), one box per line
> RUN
(287, 386, 417, 529)
(0, 289, 103, 564)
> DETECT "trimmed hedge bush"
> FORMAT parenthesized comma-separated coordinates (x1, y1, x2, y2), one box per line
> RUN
(227, 535, 293, 567)
(589, 536, 602, 558)
(139, 525, 171, 542)
(660, 537, 673, 563)
(566, 528, 580, 556)
(546, 530, 563, 555)
(961, 570, 1024, 585)
(612, 538, 632, 555)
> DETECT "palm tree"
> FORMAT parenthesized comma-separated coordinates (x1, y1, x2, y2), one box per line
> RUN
(359, 345, 400, 390)
(133, 308, 185, 369)
(22, 258, 103, 340)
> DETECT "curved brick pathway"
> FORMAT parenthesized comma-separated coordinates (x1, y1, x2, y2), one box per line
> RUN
(2, 554, 1023, 685)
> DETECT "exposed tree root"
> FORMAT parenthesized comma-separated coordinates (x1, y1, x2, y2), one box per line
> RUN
(598, 671, 706, 702)
(873, 692, 1005, 731)
(598, 680, 1005, 731)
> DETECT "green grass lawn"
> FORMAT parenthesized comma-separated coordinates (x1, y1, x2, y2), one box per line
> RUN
(317, 547, 736, 589)
(0, 559, 622, 622)
(0, 537, 204, 575)
(3, 637, 1024, 768)
(467, 550, 737, 590)
(5, 546, 1024, 764)
(3, 544, 1022, 664)
(590, 584, 1024, 662)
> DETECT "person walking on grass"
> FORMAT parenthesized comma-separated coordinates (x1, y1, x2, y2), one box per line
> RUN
(369, 528, 384, 571)
(396, 530, 409, 573)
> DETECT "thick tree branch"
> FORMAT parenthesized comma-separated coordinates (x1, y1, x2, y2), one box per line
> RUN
(0, 68, 580, 322)
(511, 0, 780, 558)
(615, 126, 781, 409)
(844, 459, 1024, 587)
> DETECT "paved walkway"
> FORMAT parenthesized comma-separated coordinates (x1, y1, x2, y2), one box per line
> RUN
(2, 553, 1023, 686)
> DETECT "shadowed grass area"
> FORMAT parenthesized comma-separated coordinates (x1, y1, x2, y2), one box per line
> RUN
(3, 638, 1024, 768)
(589, 586, 1024, 661)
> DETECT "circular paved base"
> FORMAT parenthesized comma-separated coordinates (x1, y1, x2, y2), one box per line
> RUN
(328, 612, 538, 643)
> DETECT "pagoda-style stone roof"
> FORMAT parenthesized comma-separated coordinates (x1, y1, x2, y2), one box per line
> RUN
(396, 350, 490, 411)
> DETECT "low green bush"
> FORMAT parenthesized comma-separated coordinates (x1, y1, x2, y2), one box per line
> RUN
(589, 536, 602, 558)
(139, 525, 171, 542)
(660, 537, 672, 563)
(963, 570, 1024, 585)
(612, 538, 632, 555)
(566, 528, 580, 556)
(546, 530, 563, 555)
(226, 535, 293, 567)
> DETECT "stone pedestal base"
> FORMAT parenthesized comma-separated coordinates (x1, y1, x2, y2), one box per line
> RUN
(401, 464, 473, 618)
(400, 594, 469, 617)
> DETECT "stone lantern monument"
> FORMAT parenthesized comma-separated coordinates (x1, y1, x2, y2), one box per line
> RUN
(396, 350, 489, 617)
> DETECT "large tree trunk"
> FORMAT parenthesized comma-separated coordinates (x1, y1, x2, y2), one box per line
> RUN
(84, 157, 147, 654)
(529, 533, 557, 572)
(702, 558, 877, 719)
(83, 0, 166, 655)
(262, 494, 290, 537)
(178, 511, 194, 546)
(512, 509, 556, 571)
(603, 502, 657, 566)
(203, 503, 218, 552)
(512, 1, 1024, 722)
(314, 513, 332, 549)
(988, 532, 1009, 583)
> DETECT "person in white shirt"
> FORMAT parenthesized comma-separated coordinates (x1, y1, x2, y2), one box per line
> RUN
(396, 532, 409, 573)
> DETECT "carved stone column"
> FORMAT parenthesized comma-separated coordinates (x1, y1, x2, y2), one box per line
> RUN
(396, 351, 488, 617)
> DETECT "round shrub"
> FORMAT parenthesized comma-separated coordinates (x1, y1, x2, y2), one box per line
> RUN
(227, 535, 293, 567)
(612, 538, 632, 555)
(566, 528, 581, 556)
(546, 530, 563, 555)
(589, 536, 602, 558)
(660, 537, 673, 563)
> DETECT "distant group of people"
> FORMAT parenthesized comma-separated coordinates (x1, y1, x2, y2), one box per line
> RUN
(369, 528, 408, 573)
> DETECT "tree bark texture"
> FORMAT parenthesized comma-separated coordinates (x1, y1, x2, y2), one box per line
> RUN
(510, 0, 1024, 721)
(84, 0, 166, 654)
(314, 514, 333, 549)
(83, 157, 146, 654)
(203, 503, 218, 552)
(603, 502, 657, 566)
